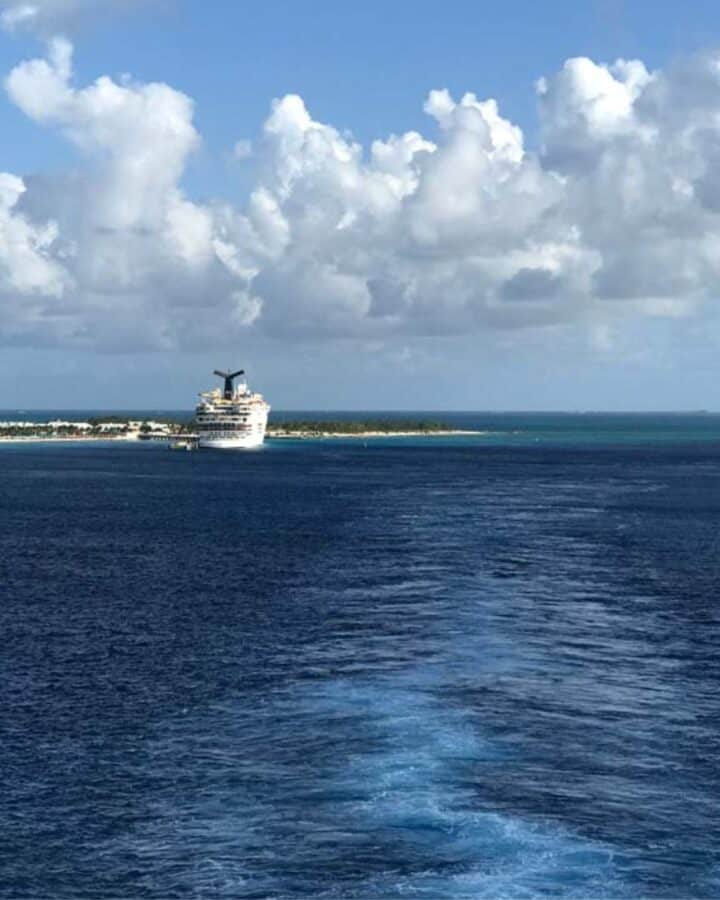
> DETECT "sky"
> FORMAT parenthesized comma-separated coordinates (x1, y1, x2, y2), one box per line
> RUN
(3, 0, 720, 409)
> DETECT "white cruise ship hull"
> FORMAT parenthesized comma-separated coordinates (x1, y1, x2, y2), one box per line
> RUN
(198, 434, 265, 450)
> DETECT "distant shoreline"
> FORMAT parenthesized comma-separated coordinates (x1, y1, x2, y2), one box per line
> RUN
(0, 429, 485, 445)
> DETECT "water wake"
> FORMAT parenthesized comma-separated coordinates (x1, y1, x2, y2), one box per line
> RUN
(301, 675, 626, 899)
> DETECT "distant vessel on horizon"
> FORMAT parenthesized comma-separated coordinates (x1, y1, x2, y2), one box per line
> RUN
(195, 369, 270, 449)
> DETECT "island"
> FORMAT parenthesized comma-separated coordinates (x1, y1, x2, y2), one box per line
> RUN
(266, 419, 481, 438)
(0, 416, 184, 442)
(0, 416, 482, 443)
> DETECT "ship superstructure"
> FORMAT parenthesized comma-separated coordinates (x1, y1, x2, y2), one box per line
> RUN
(195, 368, 270, 449)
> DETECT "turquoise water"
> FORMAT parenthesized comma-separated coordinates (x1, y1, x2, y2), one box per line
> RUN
(3, 410, 720, 447)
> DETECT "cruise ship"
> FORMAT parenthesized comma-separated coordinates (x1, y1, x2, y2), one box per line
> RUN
(195, 369, 270, 449)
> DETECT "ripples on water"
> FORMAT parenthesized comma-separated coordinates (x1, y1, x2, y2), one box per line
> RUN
(1, 428, 719, 897)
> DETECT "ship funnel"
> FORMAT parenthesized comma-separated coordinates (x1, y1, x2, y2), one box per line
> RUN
(214, 368, 245, 400)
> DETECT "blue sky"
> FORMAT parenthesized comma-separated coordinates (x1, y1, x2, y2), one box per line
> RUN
(3, 0, 718, 192)
(2, 0, 720, 409)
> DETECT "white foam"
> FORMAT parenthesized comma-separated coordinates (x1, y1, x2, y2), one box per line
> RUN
(303, 672, 628, 898)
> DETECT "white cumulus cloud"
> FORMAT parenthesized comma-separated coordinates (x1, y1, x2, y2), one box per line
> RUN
(0, 172, 65, 294)
(3, 41, 720, 350)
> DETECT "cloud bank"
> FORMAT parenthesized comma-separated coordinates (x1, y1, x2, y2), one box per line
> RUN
(2, 39, 720, 350)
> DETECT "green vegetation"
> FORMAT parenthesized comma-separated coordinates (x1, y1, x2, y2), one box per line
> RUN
(0, 416, 186, 439)
(0, 424, 57, 437)
(86, 416, 130, 426)
(267, 419, 450, 434)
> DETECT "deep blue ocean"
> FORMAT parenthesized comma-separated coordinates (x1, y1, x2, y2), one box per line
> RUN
(1, 413, 719, 898)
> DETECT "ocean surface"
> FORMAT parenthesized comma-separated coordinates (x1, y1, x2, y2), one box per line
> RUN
(1, 413, 719, 898)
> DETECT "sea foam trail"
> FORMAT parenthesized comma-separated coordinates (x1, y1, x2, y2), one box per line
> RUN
(112, 596, 629, 899)
(297, 671, 627, 899)
(105, 486, 635, 897)
(59, 450, 675, 896)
